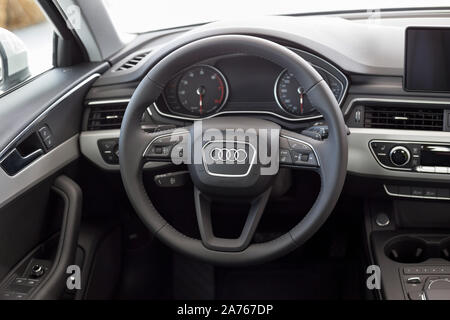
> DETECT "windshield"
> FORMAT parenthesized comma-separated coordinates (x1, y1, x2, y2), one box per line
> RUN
(103, 0, 450, 33)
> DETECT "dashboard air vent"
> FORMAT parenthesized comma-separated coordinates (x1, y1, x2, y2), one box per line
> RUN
(87, 104, 127, 130)
(364, 106, 444, 131)
(115, 51, 150, 72)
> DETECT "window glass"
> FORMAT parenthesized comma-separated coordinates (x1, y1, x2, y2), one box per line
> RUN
(103, 0, 450, 33)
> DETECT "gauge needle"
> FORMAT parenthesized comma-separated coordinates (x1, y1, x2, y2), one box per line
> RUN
(196, 86, 206, 114)
(199, 94, 203, 114)
(297, 87, 304, 114)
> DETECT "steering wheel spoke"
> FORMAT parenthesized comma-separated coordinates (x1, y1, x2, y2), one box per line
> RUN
(194, 187, 271, 252)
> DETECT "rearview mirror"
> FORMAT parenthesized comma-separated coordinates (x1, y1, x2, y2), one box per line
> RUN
(0, 27, 30, 93)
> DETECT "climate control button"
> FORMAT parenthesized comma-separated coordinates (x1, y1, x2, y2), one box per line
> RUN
(390, 146, 411, 167)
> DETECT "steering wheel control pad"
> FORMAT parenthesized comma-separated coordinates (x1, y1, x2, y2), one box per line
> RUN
(143, 130, 189, 162)
(279, 135, 319, 167)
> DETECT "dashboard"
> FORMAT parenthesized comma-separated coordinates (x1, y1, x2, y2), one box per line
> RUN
(153, 48, 347, 122)
(80, 13, 450, 193)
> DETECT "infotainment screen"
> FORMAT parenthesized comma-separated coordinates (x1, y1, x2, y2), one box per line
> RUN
(404, 27, 450, 92)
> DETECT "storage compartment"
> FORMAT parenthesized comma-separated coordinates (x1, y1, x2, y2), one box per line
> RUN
(384, 235, 450, 263)
(384, 236, 429, 263)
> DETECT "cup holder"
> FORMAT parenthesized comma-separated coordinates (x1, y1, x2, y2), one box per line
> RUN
(440, 238, 450, 261)
(385, 236, 429, 263)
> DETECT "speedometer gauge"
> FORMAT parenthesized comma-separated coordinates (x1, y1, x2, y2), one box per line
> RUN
(275, 70, 316, 116)
(164, 65, 228, 117)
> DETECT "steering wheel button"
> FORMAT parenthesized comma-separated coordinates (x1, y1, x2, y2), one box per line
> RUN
(289, 141, 310, 152)
(279, 137, 290, 148)
(155, 136, 179, 145)
(291, 150, 301, 162)
(300, 154, 309, 162)
(280, 149, 292, 164)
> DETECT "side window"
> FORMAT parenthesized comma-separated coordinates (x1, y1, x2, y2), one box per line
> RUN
(0, 0, 54, 94)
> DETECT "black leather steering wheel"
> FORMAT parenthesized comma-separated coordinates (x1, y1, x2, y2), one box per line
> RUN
(119, 35, 348, 266)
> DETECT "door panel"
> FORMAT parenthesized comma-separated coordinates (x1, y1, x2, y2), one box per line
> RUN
(0, 62, 108, 299)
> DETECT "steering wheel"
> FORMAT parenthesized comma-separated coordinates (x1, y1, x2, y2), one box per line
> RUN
(119, 35, 348, 266)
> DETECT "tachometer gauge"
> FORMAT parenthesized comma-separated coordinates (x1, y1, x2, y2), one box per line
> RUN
(165, 65, 228, 117)
(275, 70, 316, 116)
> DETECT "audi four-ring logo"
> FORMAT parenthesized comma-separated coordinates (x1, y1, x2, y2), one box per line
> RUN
(210, 148, 248, 162)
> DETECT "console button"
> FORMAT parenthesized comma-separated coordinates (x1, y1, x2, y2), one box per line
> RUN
(424, 188, 437, 198)
(38, 126, 51, 139)
(371, 142, 388, 152)
(98, 139, 116, 151)
(1, 292, 13, 299)
(98, 139, 119, 164)
(406, 277, 422, 284)
(411, 187, 424, 197)
(408, 291, 425, 300)
(375, 213, 390, 227)
(410, 145, 421, 156)
(398, 186, 411, 196)
(14, 278, 26, 285)
(390, 146, 411, 167)
(45, 137, 54, 148)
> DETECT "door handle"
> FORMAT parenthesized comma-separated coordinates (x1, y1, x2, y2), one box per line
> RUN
(0, 148, 44, 176)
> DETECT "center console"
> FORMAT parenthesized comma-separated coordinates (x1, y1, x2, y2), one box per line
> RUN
(371, 232, 450, 300)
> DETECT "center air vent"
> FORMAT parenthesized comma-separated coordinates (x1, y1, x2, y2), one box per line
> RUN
(364, 105, 444, 131)
(86, 104, 127, 130)
(114, 51, 150, 72)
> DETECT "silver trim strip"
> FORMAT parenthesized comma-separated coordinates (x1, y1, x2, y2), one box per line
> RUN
(153, 102, 326, 122)
(383, 184, 450, 201)
(85, 99, 308, 122)
(0, 135, 79, 210)
(87, 98, 130, 105)
(344, 97, 450, 116)
(0, 73, 101, 160)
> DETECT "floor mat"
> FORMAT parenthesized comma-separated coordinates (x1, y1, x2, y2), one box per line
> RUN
(215, 260, 342, 300)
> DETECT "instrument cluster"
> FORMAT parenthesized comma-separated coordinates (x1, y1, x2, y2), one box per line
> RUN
(155, 48, 348, 122)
